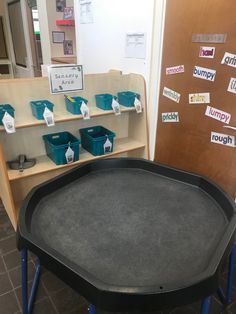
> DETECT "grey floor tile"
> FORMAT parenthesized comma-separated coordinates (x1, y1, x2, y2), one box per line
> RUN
(32, 297, 57, 314)
(0, 235, 16, 256)
(207, 297, 229, 314)
(50, 285, 87, 314)
(0, 272, 13, 295)
(0, 291, 20, 314)
(70, 302, 89, 314)
(3, 249, 21, 271)
(0, 255, 6, 274)
(0, 213, 15, 239)
(41, 271, 67, 295)
(15, 280, 47, 309)
(8, 261, 35, 288)
(228, 301, 236, 313)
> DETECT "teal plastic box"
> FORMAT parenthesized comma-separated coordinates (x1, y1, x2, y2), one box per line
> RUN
(43, 131, 80, 165)
(79, 125, 116, 156)
(65, 96, 88, 115)
(0, 104, 15, 125)
(30, 100, 54, 120)
(117, 91, 140, 107)
(95, 94, 117, 110)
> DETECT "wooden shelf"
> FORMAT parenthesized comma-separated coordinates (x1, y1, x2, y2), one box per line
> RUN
(51, 56, 77, 64)
(8, 138, 145, 181)
(0, 72, 149, 230)
(0, 106, 136, 132)
(56, 20, 75, 26)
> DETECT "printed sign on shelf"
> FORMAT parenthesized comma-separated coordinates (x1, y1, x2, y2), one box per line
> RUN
(104, 137, 112, 154)
(2, 112, 15, 134)
(205, 106, 231, 124)
(189, 93, 210, 104)
(162, 112, 179, 123)
(112, 98, 121, 115)
(134, 97, 142, 113)
(65, 146, 75, 164)
(163, 87, 181, 103)
(221, 52, 236, 68)
(166, 65, 185, 75)
(227, 77, 236, 94)
(211, 132, 235, 147)
(43, 107, 55, 127)
(193, 66, 216, 82)
(80, 101, 90, 120)
(48, 65, 84, 94)
(199, 47, 215, 58)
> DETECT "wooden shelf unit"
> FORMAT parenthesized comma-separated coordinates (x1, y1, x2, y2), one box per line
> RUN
(0, 106, 136, 132)
(8, 138, 145, 181)
(0, 71, 149, 230)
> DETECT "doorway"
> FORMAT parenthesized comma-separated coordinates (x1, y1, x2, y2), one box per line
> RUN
(7, 0, 43, 77)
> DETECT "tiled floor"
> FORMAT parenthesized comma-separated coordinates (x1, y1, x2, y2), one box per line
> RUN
(0, 201, 235, 314)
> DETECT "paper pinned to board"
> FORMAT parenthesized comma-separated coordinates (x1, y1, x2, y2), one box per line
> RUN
(205, 106, 231, 124)
(223, 125, 236, 131)
(221, 52, 236, 68)
(80, 0, 93, 24)
(192, 34, 227, 43)
(125, 33, 146, 59)
(163, 87, 181, 103)
(211, 131, 235, 147)
(189, 93, 210, 104)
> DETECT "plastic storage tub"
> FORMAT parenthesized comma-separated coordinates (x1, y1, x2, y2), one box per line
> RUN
(117, 91, 140, 107)
(43, 131, 80, 165)
(0, 104, 15, 125)
(65, 96, 88, 115)
(79, 125, 116, 156)
(95, 94, 117, 110)
(30, 100, 54, 120)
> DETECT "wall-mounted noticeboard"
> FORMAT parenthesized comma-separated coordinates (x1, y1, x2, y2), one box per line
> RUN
(48, 64, 84, 94)
(155, 0, 236, 198)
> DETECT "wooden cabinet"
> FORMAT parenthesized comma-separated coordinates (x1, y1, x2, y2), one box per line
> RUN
(0, 71, 149, 229)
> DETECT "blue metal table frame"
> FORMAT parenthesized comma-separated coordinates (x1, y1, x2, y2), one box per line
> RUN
(21, 245, 236, 314)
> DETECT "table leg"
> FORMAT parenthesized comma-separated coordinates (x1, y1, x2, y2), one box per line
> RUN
(21, 248, 28, 314)
(225, 245, 236, 304)
(200, 296, 211, 314)
(88, 304, 96, 314)
(28, 258, 41, 313)
(21, 249, 41, 314)
(217, 244, 236, 305)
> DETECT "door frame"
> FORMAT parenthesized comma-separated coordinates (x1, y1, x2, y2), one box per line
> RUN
(147, 0, 167, 160)
(6, 0, 34, 77)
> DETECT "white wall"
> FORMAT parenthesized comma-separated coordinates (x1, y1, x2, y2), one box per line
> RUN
(46, 0, 76, 58)
(37, 0, 51, 64)
(74, 0, 166, 159)
(75, 0, 154, 82)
